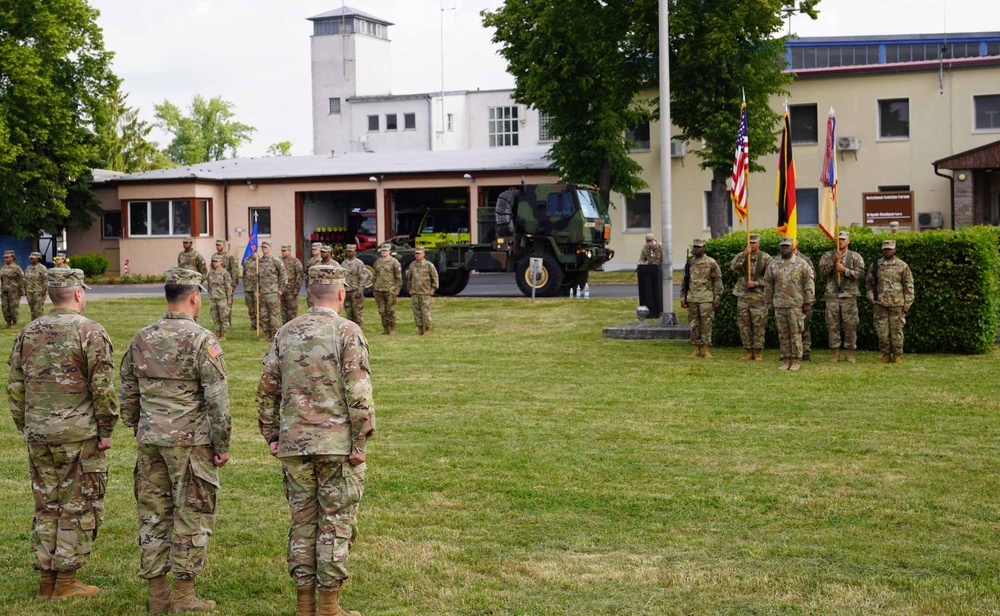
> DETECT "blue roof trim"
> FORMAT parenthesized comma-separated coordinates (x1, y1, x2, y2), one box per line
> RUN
(788, 32, 1000, 47)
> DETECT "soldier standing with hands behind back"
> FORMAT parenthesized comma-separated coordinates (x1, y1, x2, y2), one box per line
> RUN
(680, 239, 723, 358)
(729, 234, 771, 360)
(867, 239, 914, 364)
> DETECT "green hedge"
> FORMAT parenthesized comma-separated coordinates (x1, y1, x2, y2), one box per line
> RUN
(69, 252, 109, 277)
(705, 226, 1000, 354)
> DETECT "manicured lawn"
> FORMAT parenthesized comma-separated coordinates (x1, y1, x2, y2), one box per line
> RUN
(1, 297, 998, 614)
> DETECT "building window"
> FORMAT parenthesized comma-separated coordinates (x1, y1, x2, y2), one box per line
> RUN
(198, 200, 209, 236)
(128, 200, 209, 237)
(250, 207, 272, 237)
(367, 115, 379, 132)
(796, 188, 820, 226)
(539, 111, 556, 142)
(878, 98, 910, 139)
(702, 191, 733, 231)
(790, 104, 818, 143)
(329, 98, 341, 114)
(102, 211, 122, 239)
(404, 113, 416, 130)
(488, 106, 519, 147)
(385, 114, 397, 131)
(625, 193, 652, 231)
(626, 120, 651, 150)
(447, 113, 454, 132)
(974, 94, 1000, 130)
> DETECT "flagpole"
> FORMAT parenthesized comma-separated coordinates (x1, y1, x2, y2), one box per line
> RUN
(254, 212, 261, 338)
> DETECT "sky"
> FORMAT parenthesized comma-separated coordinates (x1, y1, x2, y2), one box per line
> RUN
(88, 0, 998, 158)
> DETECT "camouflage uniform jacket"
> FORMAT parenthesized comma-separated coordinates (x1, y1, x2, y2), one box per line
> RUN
(307, 256, 322, 269)
(178, 249, 209, 277)
(639, 241, 663, 265)
(372, 257, 402, 293)
(218, 253, 241, 289)
(681, 255, 723, 304)
(763, 256, 816, 309)
(1, 263, 24, 294)
(342, 257, 370, 292)
(405, 260, 439, 295)
(282, 257, 304, 294)
(208, 269, 233, 302)
(866, 257, 914, 308)
(120, 312, 231, 454)
(258, 255, 288, 295)
(7, 308, 119, 445)
(818, 250, 865, 298)
(24, 263, 48, 295)
(257, 307, 375, 457)
(320, 257, 340, 268)
(729, 251, 773, 297)
(243, 257, 258, 294)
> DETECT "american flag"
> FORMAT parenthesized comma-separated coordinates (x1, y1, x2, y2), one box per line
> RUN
(731, 103, 749, 223)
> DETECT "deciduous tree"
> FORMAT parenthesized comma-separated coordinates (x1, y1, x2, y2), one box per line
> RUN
(96, 90, 173, 173)
(154, 95, 256, 165)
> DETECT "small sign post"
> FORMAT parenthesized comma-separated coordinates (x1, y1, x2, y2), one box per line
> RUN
(529, 257, 543, 304)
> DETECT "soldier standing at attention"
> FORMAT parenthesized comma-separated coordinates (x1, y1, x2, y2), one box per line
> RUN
(372, 243, 402, 335)
(177, 238, 208, 277)
(281, 245, 304, 324)
(306, 242, 324, 310)
(214, 240, 241, 331)
(257, 264, 376, 616)
(342, 244, 369, 326)
(120, 268, 231, 614)
(680, 239, 723, 358)
(763, 237, 815, 372)
(257, 241, 288, 339)
(638, 233, 663, 265)
(320, 245, 338, 267)
(818, 231, 865, 363)
(208, 255, 233, 341)
(243, 253, 259, 331)
(406, 247, 439, 335)
(8, 268, 118, 601)
(24, 251, 48, 321)
(889, 221, 900, 235)
(867, 239, 914, 364)
(2, 249, 25, 327)
(54, 252, 68, 268)
(729, 233, 772, 360)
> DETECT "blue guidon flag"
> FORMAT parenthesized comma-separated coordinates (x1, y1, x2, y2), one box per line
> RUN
(242, 216, 259, 264)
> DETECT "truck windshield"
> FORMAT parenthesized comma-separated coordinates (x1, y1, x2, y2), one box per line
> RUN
(576, 189, 604, 219)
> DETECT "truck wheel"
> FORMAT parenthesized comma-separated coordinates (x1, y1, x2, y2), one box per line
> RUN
(495, 189, 518, 236)
(516, 254, 564, 297)
(437, 268, 470, 296)
(359, 254, 377, 297)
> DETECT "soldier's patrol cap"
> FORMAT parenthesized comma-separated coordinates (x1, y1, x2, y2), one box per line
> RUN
(47, 268, 90, 289)
(261, 241, 271, 249)
(692, 238, 706, 247)
(211, 254, 224, 263)
(311, 242, 323, 250)
(889, 221, 900, 228)
(345, 244, 356, 252)
(3, 250, 14, 258)
(281, 244, 292, 251)
(749, 233, 761, 242)
(882, 239, 896, 249)
(29, 251, 42, 259)
(379, 243, 392, 251)
(320, 244, 332, 252)
(56, 252, 66, 259)
(308, 264, 346, 286)
(645, 233, 655, 241)
(164, 267, 207, 291)
(779, 237, 794, 246)
(414, 247, 425, 254)
(183, 237, 194, 243)
(215, 239, 226, 246)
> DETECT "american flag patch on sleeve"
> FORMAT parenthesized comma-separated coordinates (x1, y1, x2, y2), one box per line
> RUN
(208, 343, 223, 359)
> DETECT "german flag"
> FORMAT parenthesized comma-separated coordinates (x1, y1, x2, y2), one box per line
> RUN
(775, 112, 797, 245)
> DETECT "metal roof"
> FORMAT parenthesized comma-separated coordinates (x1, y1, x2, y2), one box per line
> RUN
(98, 146, 554, 185)
(307, 7, 393, 26)
(788, 31, 1000, 46)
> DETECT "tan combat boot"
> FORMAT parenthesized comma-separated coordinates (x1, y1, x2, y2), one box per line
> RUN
(739, 349, 754, 360)
(878, 353, 891, 363)
(381, 326, 389, 335)
(51, 571, 98, 600)
(296, 585, 316, 616)
(844, 350, 856, 363)
(148, 575, 172, 614)
(317, 587, 361, 616)
(37, 570, 57, 600)
(702, 346, 714, 359)
(830, 349, 840, 363)
(690, 345, 703, 358)
(417, 326, 424, 335)
(388, 326, 396, 336)
(893, 354, 903, 364)
(170, 578, 215, 613)
(789, 360, 801, 372)
(779, 360, 791, 371)
(753, 349, 763, 361)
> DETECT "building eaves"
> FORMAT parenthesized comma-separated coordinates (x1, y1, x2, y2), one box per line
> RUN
(788, 31, 1000, 46)
(307, 6, 393, 26)
(789, 55, 1000, 78)
(933, 140, 1000, 170)
(347, 93, 436, 103)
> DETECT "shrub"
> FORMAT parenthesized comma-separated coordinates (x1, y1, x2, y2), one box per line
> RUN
(69, 252, 110, 277)
(705, 226, 1000, 354)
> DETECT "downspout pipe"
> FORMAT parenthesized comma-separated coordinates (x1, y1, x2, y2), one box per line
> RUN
(223, 180, 230, 240)
(932, 163, 956, 230)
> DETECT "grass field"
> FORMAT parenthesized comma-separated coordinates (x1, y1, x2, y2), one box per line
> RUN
(1, 296, 998, 615)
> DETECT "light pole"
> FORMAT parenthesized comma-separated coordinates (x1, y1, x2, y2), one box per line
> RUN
(658, 0, 677, 325)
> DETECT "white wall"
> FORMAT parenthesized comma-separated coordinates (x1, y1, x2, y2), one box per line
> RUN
(351, 99, 433, 152)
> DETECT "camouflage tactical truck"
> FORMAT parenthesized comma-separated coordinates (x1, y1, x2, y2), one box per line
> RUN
(362, 184, 614, 297)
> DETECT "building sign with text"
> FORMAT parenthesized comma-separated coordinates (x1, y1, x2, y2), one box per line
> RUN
(863, 192, 914, 227)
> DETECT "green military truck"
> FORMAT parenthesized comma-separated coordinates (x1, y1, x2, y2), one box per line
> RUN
(362, 183, 614, 297)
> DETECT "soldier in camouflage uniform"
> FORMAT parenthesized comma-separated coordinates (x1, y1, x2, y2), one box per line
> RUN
(214, 240, 241, 328)
(208, 255, 233, 341)
(867, 239, 914, 364)
(257, 242, 288, 339)
(638, 233, 663, 265)
(729, 234, 772, 360)
(306, 242, 324, 310)
(281, 245, 305, 324)
(342, 244, 370, 327)
(120, 268, 231, 614)
(406, 247, 439, 335)
(24, 252, 48, 321)
(680, 239, 723, 358)
(818, 231, 865, 363)
(372, 243, 402, 335)
(2, 249, 25, 327)
(177, 238, 208, 277)
(257, 264, 376, 616)
(320, 245, 338, 267)
(763, 237, 815, 372)
(795, 249, 816, 361)
(244, 253, 259, 330)
(7, 268, 117, 601)
(54, 252, 68, 267)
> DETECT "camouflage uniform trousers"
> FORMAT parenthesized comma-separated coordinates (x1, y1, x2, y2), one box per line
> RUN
(873, 304, 906, 354)
(688, 302, 714, 346)
(281, 456, 365, 590)
(374, 291, 396, 330)
(774, 307, 804, 361)
(736, 294, 768, 350)
(410, 294, 432, 329)
(245, 293, 258, 329)
(801, 316, 812, 354)
(826, 297, 859, 349)
(27, 291, 46, 321)
(281, 294, 299, 325)
(27, 438, 107, 572)
(210, 298, 231, 334)
(259, 292, 282, 336)
(3, 289, 20, 324)
(343, 292, 364, 327)
(134, 444, 218, 580)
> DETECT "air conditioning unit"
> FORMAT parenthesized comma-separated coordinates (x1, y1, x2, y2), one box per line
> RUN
(918, 211, 943, 229)
(838, 136, 860, 151)
(670, 139, 687, 158)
